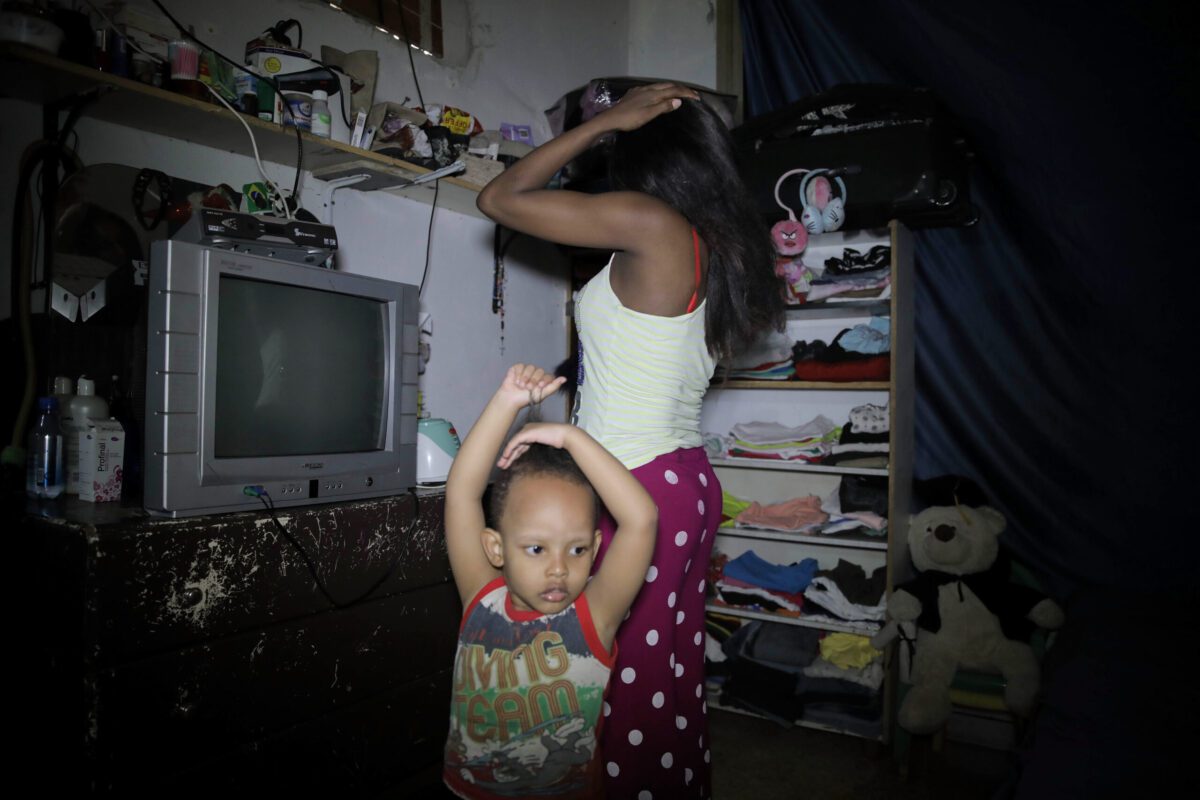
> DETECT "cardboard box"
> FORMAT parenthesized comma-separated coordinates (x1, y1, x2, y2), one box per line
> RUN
(80, 419, 125, 503)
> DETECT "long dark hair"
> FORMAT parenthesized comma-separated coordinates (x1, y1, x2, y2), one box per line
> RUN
(608, 98, 784, 361)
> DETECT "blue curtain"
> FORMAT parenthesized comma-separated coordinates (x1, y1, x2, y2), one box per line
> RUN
(740, 0, 1193, 599)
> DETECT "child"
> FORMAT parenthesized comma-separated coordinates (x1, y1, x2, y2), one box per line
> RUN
(442, 363, 658, 800)
(477, 83, 784, 798)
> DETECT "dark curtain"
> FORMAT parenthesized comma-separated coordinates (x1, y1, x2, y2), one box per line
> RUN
(740, 0, 1195, 599)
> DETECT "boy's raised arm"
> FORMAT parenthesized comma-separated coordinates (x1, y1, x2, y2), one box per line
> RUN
(444, 366, 565, 606)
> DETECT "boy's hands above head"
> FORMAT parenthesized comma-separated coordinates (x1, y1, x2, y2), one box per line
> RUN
(498, 422, 574, 469)
(496, 364, 567, 411)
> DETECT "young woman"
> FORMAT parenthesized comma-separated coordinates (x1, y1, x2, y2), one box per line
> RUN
(476, 82, 784, 799)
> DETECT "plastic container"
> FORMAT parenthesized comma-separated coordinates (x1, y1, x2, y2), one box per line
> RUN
(26, 396, 65, 499)
(63, 376, 109, 495)
(310, 89, 331, 139)
(52, 375, 74, 408)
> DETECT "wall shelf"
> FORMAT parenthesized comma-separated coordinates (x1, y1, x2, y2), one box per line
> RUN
(0, 43, 488, 218)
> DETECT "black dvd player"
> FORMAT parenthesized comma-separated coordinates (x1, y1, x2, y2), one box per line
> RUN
(172, 208, 338, 266)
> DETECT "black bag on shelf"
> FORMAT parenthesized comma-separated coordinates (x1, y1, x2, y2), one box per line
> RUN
(733, 84, 978, 230)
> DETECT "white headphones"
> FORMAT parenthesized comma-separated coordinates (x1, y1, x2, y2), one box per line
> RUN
(799, 168, 847, 234)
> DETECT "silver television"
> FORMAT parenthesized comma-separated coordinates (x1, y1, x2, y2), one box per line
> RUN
(144, 240, 418, 517)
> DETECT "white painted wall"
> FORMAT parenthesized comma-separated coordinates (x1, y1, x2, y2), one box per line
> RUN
(0, 0, 718, 439)
(628, 0, 718, 88)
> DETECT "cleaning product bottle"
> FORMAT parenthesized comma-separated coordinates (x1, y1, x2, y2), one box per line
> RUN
(26, 396, 66, 499)
(109, 373, 141, 501)
(310, 89, 331, 139)
(64, 375, 108, 495)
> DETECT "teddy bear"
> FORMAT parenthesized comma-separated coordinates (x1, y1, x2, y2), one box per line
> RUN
(870, 477, 1065, 735)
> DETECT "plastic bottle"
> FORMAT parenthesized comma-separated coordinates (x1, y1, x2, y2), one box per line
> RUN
(63, 376, 109, 495)
(52, 375, 74, 409)
(310, 89, 331, 139)
(26, 397, 66, 499)
(109, 374, 141, 501)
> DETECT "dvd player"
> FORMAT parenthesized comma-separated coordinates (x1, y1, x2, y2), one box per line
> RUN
(172, 208, 338, 267)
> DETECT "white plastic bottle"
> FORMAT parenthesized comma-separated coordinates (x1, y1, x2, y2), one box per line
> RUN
(26, 396, 66, 498)
(63, 376, 109, 495)
(310, 89, 331, 139)
(52, 375, 74, 409)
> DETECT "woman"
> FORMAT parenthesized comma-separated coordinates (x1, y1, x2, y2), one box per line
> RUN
(476, 82, 784, 799)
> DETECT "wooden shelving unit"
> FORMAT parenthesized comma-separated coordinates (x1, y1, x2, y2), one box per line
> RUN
(0, 43, 487, 218)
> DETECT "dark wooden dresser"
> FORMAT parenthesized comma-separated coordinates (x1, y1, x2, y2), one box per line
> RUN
(16, 489, 458, 796)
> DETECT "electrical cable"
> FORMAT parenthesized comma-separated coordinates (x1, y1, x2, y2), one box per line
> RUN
(202, 83, 293, 219)
(394, 1, 440, 299)
(249, 487, 422, 609)
(418, 181, 438, 297)
(150, 0, 304, 206)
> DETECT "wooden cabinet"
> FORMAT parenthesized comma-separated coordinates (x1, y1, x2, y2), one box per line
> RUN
(701, 221, 913, 740)
(16, 490, 457, 794)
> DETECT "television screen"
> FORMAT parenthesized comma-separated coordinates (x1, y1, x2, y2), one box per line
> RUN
(214, 275, 388, 458)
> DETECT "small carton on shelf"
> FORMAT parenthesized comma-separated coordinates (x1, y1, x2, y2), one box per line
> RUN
(79, 419, 125, 503)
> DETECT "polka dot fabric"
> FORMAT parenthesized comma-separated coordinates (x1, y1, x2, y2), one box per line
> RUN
(593, 446, 722, 799)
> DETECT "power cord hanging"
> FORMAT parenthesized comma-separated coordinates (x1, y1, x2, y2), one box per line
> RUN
(246, 486, 424, 609)
(151, 0, 304, 211)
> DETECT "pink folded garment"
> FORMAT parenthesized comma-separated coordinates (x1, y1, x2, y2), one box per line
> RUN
(737, 495, 829, 532)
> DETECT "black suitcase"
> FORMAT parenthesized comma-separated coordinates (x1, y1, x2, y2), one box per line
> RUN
(733, 85, 978, 230)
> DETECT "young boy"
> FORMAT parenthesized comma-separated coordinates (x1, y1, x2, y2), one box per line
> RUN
(442, 364, 658, 799)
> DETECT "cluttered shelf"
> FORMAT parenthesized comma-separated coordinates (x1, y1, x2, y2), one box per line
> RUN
(0, 43, 489, 218)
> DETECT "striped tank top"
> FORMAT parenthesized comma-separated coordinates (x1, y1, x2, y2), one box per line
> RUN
(573, 248, 716, 469)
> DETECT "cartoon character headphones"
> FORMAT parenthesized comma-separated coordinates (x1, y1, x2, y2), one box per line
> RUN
(799, 168, 847, 235)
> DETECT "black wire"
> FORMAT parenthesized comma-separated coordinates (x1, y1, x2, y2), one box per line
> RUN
(255, 488, 423, 609)
(397, 0, 438, 298)
(150, 0, 304, 203)
(396, 3, 426, 109)
(418, 180, 438, 298)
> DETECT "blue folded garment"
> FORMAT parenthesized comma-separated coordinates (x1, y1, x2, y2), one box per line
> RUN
(723, 551, 819, 594)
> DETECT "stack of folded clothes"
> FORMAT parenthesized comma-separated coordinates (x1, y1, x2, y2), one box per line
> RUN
(792, 317, 891, 382)
(825, 402, 890, 467)
(802, 560, 888, 628)
(806, 244, 892, 303)
(718, 330, 795, 381)
(726, 416, 841, 462)
(712, 550, 819, 614)
(712, 618, 885, 735)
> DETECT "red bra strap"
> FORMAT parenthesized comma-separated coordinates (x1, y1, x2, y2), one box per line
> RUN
(686, 228, 701, 313)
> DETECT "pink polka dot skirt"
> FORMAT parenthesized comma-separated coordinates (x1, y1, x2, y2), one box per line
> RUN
(593, 446, 723, 799)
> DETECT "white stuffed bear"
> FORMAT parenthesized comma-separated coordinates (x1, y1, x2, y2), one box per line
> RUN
(871, 501, 1065, 735)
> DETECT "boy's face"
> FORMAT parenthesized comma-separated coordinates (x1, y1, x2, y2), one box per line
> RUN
(484, 473, 600, 615)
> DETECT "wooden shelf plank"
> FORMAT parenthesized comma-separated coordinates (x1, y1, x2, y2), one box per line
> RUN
(709, 458, 887, 477)
(707, 694, 885, 741)
(0, 44, 487, 218)
(705, 601, 882, 635)
(711, 379, 890, 390)
(716, 525, 888, 550)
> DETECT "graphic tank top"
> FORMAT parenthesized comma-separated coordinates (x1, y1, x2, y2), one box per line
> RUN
(443, 578, 615, 799)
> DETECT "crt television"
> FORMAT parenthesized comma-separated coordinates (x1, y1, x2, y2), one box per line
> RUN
(144, 240, 418, 517)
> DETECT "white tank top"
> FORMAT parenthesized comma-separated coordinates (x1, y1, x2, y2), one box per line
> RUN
(573, 257, 716, 469)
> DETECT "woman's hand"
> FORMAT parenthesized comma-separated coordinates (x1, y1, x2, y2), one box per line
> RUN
(495, 364, 566, 411)
(498, 422, 574, 469)
(596, 82, 702, 133)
